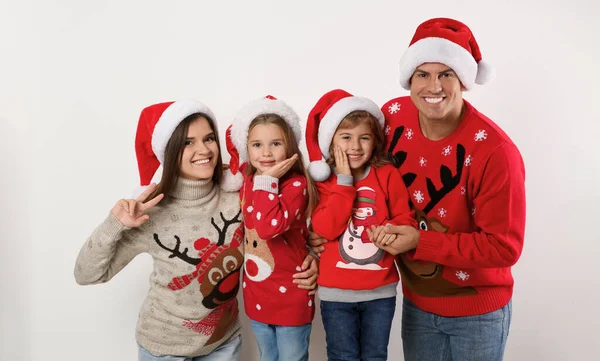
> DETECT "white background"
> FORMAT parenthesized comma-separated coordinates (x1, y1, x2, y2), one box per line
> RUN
(2, 0, 599, 360)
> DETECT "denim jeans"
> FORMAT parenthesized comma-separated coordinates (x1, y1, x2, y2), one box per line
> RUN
(320, 296, 396, 361)
(250, 320, 311, 361)
(401, 298, 512, 361)
(137, 335, 241, 361)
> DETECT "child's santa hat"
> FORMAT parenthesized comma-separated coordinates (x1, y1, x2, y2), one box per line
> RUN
(222, 95, 303, 191)
(134, 99, 217, 196)
(305, 89, 384, 182)
(398, 17, 494, 90)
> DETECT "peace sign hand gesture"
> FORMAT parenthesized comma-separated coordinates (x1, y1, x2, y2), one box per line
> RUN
(110, 183, 164, 228)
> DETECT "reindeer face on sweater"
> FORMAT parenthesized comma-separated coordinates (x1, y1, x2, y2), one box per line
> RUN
(243, 227, 275, 282)
(199, 245, 244, 309)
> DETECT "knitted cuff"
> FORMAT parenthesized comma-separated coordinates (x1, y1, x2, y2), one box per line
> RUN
(253, 175, 279, 193)
(336, 174, 354, 186)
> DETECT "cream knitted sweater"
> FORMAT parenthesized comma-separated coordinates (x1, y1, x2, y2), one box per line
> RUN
(74, 178, 243, 357)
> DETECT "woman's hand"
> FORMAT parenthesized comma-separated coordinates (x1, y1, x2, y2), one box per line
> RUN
(307, 231, 328, 257)
(111, 183, 164, 228)
(293, 253, 319, 295)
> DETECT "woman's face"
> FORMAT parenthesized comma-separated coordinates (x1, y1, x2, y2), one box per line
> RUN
(179, 117, 220, 181)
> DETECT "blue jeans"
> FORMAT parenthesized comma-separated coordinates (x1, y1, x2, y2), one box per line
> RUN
(250, 320, 312, 361)
(320, 296, 396, 361)
(137, 335, 241, 361)
(402, 298, 512, 361)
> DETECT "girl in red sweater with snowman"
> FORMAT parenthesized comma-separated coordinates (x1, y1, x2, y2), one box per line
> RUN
(307, 89, 417, 361)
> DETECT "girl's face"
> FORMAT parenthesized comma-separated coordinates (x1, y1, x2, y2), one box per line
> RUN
(179, 117, 220, 181)
(247, 123, 287, 175)
(331, 120, 375, 172)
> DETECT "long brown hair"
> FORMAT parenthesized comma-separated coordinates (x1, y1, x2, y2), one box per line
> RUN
(246, 114, 318, 217)
(326, 110, 390, 168)
(147, 113, 223, 200)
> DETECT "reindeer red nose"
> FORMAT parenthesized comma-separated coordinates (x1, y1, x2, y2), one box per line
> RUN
(218, 273, 239, 294)
(245, 259, 259, 277)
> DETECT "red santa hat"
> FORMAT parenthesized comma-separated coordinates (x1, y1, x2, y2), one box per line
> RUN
(222, 95, 303, 191)
(134, 99, 217, 196)
(398, 17, 494, 90)
(305, 89, 384, 182)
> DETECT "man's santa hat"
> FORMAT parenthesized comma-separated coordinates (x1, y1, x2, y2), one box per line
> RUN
(134, 99, 217, 196)
(305, 89, 384, 182)
(222, 95, 303, 191)
(399, 17, 494, 90)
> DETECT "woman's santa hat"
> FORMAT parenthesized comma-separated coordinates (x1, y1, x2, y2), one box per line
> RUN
(305, 89, 384, 182)
(399, 17, 494, 90)
(134, 99, 217, 196)
(222, 95, 303, 191)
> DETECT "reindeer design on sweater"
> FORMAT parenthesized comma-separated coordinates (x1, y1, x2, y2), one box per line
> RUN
(388, 126, 477, 297)
(154, 210, 243, 345)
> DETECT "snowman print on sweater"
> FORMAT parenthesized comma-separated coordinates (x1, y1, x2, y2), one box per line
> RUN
(336, 186, 386, 270)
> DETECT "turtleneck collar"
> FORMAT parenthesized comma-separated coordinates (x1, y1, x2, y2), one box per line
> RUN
(168, 177, 218, 207)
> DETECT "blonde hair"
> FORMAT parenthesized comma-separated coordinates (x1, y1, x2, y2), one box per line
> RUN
(327, 110, 390, 168)
(246, 114, 319, 217)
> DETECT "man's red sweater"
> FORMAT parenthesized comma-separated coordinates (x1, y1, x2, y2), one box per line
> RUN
(382, 96, 526, 317)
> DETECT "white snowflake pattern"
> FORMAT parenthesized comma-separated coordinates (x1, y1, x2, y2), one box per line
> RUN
(405, 128, 414, 140)
(464, 155, 473, 166)
(437, 208, 447, 218)
(456, 270, 470, 281)
(268, 194, 275, 200)
(419, 157, 427, 167)
(284, 211, 288, 219)
(474, 129, 488, 142)
(279, 286, 287, 293)
(256, 304, 262, 310)
(295, 266, 302, 272)
(246, 206, 254, 213)
(461, 186, 466, 195)
(243, 281, 246, 288)
(308, 299, 313, 307)
(293, 181, 301, 187)
(384, 125, 391, 135)
(388, 102, 401, 114)
(442, 145, 452, 156)
(471, 206, 476, 216)
(413, 190, 425, 204)
(271, 219, 278, 226)
(256, 212, 262, 220)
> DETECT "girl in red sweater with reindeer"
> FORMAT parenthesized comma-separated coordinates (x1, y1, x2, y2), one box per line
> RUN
(306, 89, 417, 361)
(223, 95, 317, 361)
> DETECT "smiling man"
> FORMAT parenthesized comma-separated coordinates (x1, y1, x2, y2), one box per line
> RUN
(380, 18, 527, 361)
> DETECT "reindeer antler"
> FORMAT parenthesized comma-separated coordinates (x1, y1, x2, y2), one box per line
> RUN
(388, 125, 417, 187)
(154, 234, 201, 265)
(211, 210, 242, 246)
(422, 144, 465, 214)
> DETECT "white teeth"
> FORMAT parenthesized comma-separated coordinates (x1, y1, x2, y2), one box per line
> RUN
(425, 97, 443, 104)
(193, 159, 210, 165)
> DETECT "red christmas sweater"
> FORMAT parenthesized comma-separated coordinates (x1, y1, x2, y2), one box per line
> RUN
(240, 172, 315, 326)
(382, 96, 526, 317)
(312, 164, 416, 291)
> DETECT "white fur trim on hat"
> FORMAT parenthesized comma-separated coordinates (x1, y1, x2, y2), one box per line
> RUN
(221, 169, 244, 192)
(308, 160, 331, 182)
(317, 96, 385, 159)
(230, 98, 303, 163)
(399, 37, 479, 90)
(152, 100, 217, 163)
